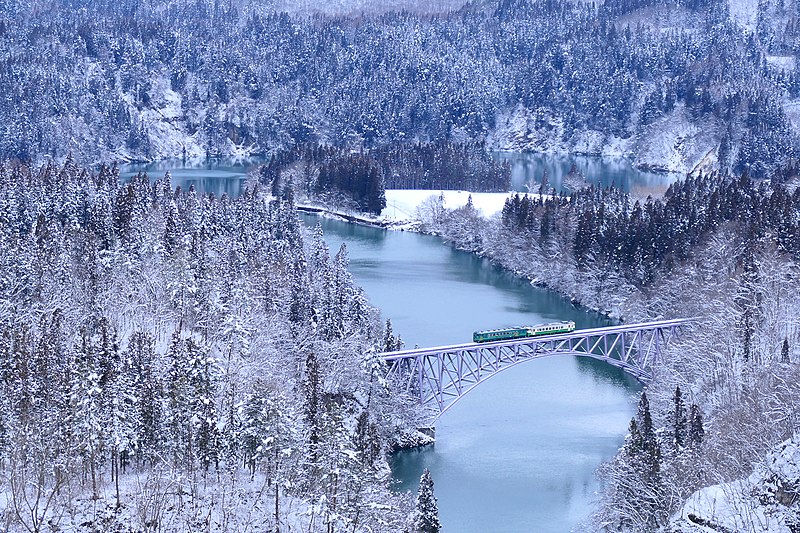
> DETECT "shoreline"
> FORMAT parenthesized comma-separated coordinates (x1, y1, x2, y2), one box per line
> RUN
(298, 195, 622, 326)
(296, 204, 405, 229)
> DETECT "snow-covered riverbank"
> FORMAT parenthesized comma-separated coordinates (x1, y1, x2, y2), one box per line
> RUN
(382, 190, 516, 222)
(299, 189, 521, 229)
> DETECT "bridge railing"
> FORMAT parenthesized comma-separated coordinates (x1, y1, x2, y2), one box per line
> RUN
(380, 318, 697, 416)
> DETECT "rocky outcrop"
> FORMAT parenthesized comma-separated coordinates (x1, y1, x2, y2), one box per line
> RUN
(670, 436, 800, 533)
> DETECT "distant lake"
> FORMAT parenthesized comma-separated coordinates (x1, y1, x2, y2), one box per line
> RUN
(120, 152, 681, 200)
(118, 158, 264, 198)
(492, 152, 682, 196)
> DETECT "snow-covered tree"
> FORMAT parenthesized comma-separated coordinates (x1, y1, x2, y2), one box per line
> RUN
(413, 468, 441, 533)
(671, 386, 687, 451)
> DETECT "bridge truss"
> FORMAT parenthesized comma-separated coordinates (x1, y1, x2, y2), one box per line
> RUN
(381, 318, 694, 417)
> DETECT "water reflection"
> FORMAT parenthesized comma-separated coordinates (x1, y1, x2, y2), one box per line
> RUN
(118, 153, 680, 201)
(118, 158, 263, 198)
(493, 151, 681, 196)
(304, 215, 639, 533)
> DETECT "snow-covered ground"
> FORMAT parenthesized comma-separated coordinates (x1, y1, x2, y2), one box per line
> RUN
(729, 0, 759, 30)
(382, 189, 516, 223)
(671, 435, 800, 532)
(299, 189, 519, 229)
(767, 56, 797, 73)
(632, 105, 719, 174)
(784, 100, 800, 130)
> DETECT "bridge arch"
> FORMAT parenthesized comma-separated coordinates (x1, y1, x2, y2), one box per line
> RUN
(431, 350, 649, 418)
(381, 319, 694, 418)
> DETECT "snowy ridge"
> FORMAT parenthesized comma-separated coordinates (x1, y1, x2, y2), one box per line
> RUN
(671, 436, 800, 533)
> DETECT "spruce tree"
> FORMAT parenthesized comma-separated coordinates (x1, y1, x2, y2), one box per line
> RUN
(354, 410, 381, 466)
(782, 337, 790, 363)
(289, 260, 311, 328)
(305, 350, 321, 464)
(384, 319, 397, 352)
(188, 340, 219, 473)
(633, 391, 665, 528)
(742, 309, 752, 362)
(414, 468, 441, 533)
(127, 331, 162, 465)
(637, 392, 661, 483)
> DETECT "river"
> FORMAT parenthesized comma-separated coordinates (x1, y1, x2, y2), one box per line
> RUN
(305, 216, 639, 533)
(120, 155, 675, 532)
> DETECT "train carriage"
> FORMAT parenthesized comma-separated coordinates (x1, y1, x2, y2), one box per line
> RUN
(473, 320, 575, 343)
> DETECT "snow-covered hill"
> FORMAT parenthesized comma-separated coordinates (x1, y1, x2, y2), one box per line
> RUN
(263, 0, 469, 15)
(487, 103, 720, 175)
(671, 436, 800, 532)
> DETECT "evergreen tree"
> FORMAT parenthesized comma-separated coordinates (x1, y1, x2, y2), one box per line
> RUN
(633, 391, 665, 529)
(165, 332, 194, 472)
(672, 386, 687, 451)
(384, 319, 399, 352)
(688, 404, 705, 447)
(187, 339, 219, 472)
(634, 392, 661, 483)
(742, 308, 753, 363)
(353, 410, 381, 466)
(289, 260, 311, 329)
(304, 350, 321, 464)
(414, 468, 441, 533)
(127, 331, 162, 465)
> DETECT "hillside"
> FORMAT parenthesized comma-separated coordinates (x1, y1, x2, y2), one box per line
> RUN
(671, 436, 800, 532)
(1, 0, 798, 177)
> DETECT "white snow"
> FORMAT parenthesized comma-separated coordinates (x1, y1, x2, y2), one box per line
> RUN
(632, 104, 719, 174)
(672, 480, 784, 532)
(728, 0, 758, 30)
(299, 189, 520, 229)
(487, 104, 568, 154)
(382, 189, 517, 222)
(783, 100, 800, 130)
(0, 471, 322, 533)
(265, 0, 467, 15)
(618, 5, 699, 33)
(487, 102, 713, 174)
(766, 56, 797, 73)
(671, 435, 800, 533)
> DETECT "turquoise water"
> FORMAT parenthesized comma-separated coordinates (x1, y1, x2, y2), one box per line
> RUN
(303, 215, 640, 533)
(121, 153, 680, 198)
(136, 155, 664, 532)
(494, 151, 681, 196)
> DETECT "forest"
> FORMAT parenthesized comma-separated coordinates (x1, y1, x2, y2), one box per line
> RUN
(0, 159, 431, 532)
(2, 0, 800, 529)
(257, 141, 510, 214)
(1, 0, 799, 176)
(421, 165, 800, 530)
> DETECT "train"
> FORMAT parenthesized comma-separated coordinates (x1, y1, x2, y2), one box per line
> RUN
(472, 320, 576, 343)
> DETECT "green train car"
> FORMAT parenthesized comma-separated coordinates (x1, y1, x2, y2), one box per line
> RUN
(473, 321, 576, 343)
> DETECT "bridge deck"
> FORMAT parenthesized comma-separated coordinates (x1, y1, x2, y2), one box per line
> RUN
(380, 317, 696, 360)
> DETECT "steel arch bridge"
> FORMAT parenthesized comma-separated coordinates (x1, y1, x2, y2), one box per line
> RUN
(381, 318, 695, 418)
